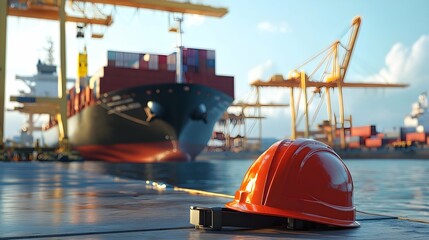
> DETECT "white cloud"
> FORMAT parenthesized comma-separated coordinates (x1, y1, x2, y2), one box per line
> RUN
(257, 21, 291, 33)
(364, 35, 429, 85)
(257, 21, 276, 32)
(343, 34, 429, 131)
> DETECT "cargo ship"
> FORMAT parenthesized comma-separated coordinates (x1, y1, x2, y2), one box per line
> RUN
(40, 47, 234, 162)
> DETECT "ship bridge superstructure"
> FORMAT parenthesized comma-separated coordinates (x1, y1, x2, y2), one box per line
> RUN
(404, 92, 429, 131)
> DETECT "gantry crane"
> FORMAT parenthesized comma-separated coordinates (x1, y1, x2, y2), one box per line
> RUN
(251, 16, 408, 148)
(211, 101, 289, 152)
(229, 102, 289, 150)
(0, 0, 227, 157)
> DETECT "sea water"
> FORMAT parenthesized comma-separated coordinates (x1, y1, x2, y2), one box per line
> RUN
(82, 159, 429, 222)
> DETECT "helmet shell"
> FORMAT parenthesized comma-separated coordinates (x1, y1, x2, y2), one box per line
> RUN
(225, 139, 359, 227)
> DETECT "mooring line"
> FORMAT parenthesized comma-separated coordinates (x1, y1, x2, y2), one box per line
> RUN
(357, 210, 429, 224)
(174, 187, 429, 225)
(397, 216, 429, 224)
(173, 186, 234, 199)
(356, 210, 398, 219)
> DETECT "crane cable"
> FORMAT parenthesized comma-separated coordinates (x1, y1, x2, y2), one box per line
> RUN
(310, 90, 326, 128)
(307, 44, 336, 82)
(293, 44, 334, 71)
(296, 91, 317, 128)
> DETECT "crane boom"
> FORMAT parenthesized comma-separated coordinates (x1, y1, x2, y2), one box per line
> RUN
(76, 0, 227, 17)
(7, 7, 113, 25)
(340, 16, 361, 83)
(251, 79, 408, 88)
(7, 0, 227, 26)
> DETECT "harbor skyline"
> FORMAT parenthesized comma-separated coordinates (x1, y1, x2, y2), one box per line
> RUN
(4, 0, 429, 139)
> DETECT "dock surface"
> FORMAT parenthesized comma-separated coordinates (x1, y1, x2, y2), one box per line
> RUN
(1, 162, 428, 239)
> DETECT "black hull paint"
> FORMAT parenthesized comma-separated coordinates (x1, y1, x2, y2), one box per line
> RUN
(44, 83, 232, 162)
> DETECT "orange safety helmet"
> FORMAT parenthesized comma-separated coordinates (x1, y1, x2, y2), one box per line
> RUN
(225, 138, 359, 228)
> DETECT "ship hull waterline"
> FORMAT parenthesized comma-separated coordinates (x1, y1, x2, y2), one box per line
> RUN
(43, 83, 233, 162)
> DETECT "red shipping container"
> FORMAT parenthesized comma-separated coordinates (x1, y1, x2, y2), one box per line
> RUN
(348, 141, 361, 149)
(85, 87, 92, 106)
(68, 93, 75, 115)
(159, 63, 167, 71)
(182, 49, 188, 64)
(199, 64, 207, 73)
(351, 125, 376, 137)
(74, 93, 80, 112)
(406, 132, 426, 143)
(199, 49, 207, 59)
(207, 67, 215, 75)
(99, 67, 176, 94)
(365, 138, 382, 148)
(187, 65, 197, 73)
(80, 91, 86, 109)
(158, 55, 167, 64)
(199, 59, 207, 69)
(107, 60, 115, 66)
(139, 59, 149, 69)
(69, 87, 76, 98)
(187, 48, 197, 57)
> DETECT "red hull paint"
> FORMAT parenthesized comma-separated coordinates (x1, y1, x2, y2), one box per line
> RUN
(75, 141, 193, 163)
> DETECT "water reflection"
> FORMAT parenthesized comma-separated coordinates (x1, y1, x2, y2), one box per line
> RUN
(1, 158, 429, 228)
(80, 160, 253, 194)
(0, 162, 103, 231)
(345, 160, 429, 220)
(79, 159, 429, 221)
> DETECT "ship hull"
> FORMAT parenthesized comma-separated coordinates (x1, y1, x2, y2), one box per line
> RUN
(43, 83, 232, 162)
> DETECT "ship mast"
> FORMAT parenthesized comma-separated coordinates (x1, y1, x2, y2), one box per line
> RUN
(45, 38, 55, 65)
(174, 14, 185, 84)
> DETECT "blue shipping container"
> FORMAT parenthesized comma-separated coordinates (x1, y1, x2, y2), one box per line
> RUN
(207, 59, 215, 68)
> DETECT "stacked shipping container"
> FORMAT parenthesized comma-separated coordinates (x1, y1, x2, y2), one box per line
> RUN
(399, 126, 429, 145)
(365, 137, 383, 148)
(351, 125, 376, 137)
(47, 86, 96, 129)
(346, 125, 386, 148)
(347, 125, 415, 149)
(406, 132, 427, 143)
(107, 48, 216, 74)
(100, 48, 233, 98)
(347, 135, 364, 149)
(67, 86, 96, 117)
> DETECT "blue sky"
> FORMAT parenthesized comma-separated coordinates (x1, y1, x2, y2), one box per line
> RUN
(4, 0, 429, 139)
